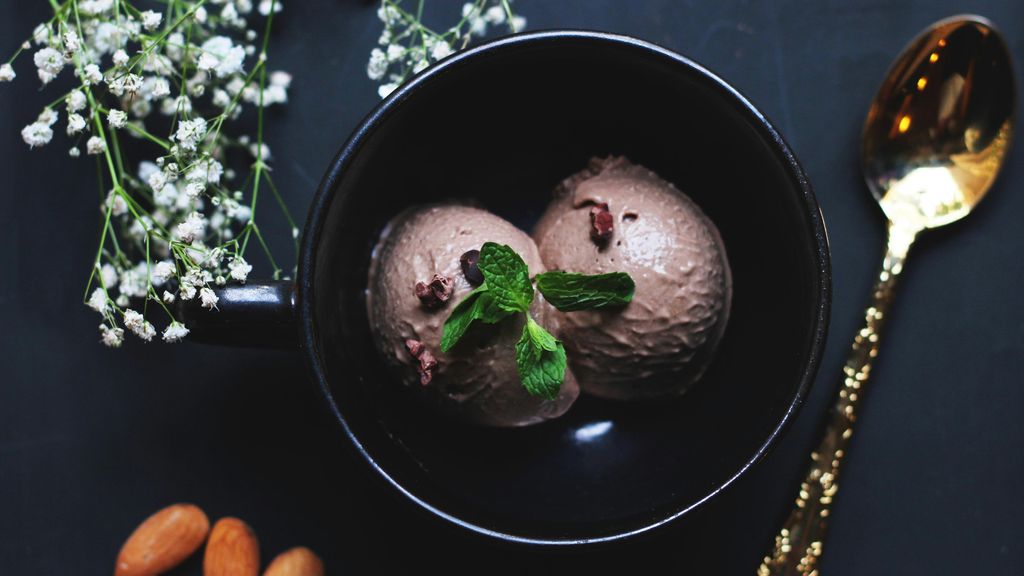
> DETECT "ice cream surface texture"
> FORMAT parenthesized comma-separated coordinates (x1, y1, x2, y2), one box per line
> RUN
(366, 204, 579, 426)
(533, 157, 732, 400)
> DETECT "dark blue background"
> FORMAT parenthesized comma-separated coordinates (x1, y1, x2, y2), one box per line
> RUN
(1, 1, 1022, 573)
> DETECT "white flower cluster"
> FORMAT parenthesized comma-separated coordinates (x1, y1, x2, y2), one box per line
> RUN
(3, 0, 528, 349)
(2, 0, 291, 346)
(369, 0, 526, 98)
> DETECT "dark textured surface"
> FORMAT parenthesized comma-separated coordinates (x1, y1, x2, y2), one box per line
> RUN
(1, 1, 1022, 574)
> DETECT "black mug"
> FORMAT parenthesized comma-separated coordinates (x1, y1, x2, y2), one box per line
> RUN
(181, 31, 831, 545)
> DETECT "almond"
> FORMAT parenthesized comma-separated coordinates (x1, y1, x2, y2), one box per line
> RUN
(203, 517, 260, 576)
(114, 503, 210, 576)
(263, 547, 324, 576)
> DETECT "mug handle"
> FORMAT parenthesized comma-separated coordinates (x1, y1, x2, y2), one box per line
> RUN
(175, 281, 297, 348)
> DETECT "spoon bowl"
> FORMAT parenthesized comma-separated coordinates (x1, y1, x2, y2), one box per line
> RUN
(862, 15, 1016, 231)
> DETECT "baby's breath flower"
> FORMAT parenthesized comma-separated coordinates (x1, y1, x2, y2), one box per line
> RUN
(21, 121, 53, 148)
(146, 169, 168, 193)
(162, 322, 189, 343)
(141, 11, 163, 31)
(184, 266, 212, 288)
(175, 211, 207, 244)
(112, 49, 129, 67)
(82, 64, 102, 85)
(483, 6, 506, 25)
(174, 117, 207, 152)
(160, 95, 192, 116)
(262, 71, 291, 105)
(99, 324, 124, 347)
(259, 0, 283, 16)
(378, 5, 399, 25)
(386, 43, 404, 62)
(221, 4, 243, 28)
(107, 73, 143, 97)
(165, 32, 185, 62)
(212, 88, 231, 108)
(67, 113, 87, 135)
(37, 108, 58, 127)
(150, 77, 171, 99)
(199, 287, 219, 310)
(66, 90, 87, 112)
(431, 41, 453, 61)
(87, 287, 108, 313)
(179, 281, 197, 301)
(141, 53, 174, 76)
(123, 309, 156, 341)
(367, 48, 387, 80)
(33, 47, 64, 84)
(136, 321, 156, 341)
(152, 261, 175, 284)
(91, 21, 128, 55)
(79, 0, 115, 17)
(130, 99, 152, 118)
(69, 146, 80, 157)
(104, 190, 128, 216)
(100, 263, 118, 289)
(0, 63, 15, 82)
(162, 290, 176, 304)
(271, 70, 292, 87)
(224, 198, 252, 222)
(119, 263, 149, 297)
(107, 109, 128, 129)
(63, 30, 82, 55)
(86, 136, 107, 155)
(189, 159, 224, 185)
(378, 82, 398, 99)
(32, 24, 51, 46)
(185, 181, 206, 198)
(463, 4, 487, 36)
(122, 309, 144, 330)
(228, 257, 252, 282)
(198, 36, 245, 78)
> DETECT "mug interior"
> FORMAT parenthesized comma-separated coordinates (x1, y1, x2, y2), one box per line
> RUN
(303, 32, 828, 543)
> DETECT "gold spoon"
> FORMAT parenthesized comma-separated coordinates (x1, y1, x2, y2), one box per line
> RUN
(758, 15, 1016, 576)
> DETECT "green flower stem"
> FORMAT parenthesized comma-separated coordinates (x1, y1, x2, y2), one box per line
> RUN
(261, 171, 299, 253)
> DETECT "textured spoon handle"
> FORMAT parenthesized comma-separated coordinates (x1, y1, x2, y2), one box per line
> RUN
(757, 223, 916, 576)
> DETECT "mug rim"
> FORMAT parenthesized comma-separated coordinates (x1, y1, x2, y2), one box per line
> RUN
(297, 29, 832, 546)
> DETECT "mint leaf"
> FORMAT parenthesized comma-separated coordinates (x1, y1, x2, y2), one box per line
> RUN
(440, 285, 511, 353)
(535, 271, 635, 312)
(514, 316, 567, 400)
(478, 242, 534, 313)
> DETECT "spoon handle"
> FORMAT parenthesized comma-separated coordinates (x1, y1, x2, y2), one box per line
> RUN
(757, 222, 916, 576)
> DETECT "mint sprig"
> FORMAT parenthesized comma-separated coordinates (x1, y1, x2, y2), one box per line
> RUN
(477, 242, 535, 313)
(515, 317, 567, 400)
(535, 271, 635, 311)
(440, 242, 634, 399)
(439, 285, 509, 353)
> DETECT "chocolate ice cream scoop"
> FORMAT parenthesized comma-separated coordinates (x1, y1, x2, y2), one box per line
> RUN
(366, 203, 579, 426)
(533, 157, 732, 400)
